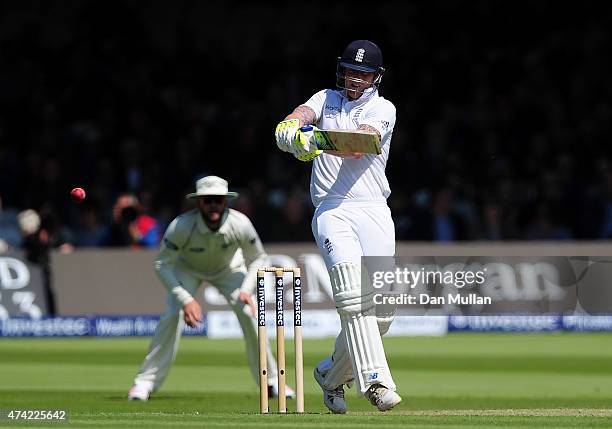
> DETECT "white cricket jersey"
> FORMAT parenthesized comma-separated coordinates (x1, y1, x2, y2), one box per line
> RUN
(303, 88, 396, 207)
(154, 208, 266, 297)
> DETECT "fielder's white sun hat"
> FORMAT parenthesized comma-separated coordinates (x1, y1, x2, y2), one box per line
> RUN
(186, 176, 239, 199)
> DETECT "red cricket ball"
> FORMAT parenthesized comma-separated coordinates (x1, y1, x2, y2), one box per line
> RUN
(70, 187, 86, 203)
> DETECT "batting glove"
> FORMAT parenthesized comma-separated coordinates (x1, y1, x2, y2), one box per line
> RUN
(292, 126, 322, 162)
(275, 119, 301, 153)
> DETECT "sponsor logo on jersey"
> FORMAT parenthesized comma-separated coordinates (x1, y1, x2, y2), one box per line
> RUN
(324, 238, 334, 254)
(324, 104, 341, 113)
(352, 108, 363, 126)
(188, 247, 205, 252)
(324, 103, 341, 118)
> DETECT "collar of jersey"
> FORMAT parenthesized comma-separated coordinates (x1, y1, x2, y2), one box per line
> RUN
(197, 210, 229, 234)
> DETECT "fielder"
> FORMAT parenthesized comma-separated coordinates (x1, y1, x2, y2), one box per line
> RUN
(275, 40, 401, 413)
(128, 176, 293, 400)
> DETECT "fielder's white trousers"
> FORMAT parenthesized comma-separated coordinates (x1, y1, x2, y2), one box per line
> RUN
(132, 267, 278, 392)
(312, 200, 397, 394)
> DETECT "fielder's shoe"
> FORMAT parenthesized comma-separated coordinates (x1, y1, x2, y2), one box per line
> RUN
(268, 383, 296, 399)
(314, 367, 347, 414)
(127, 385, 150, 401)
(365, 383, 402, 411)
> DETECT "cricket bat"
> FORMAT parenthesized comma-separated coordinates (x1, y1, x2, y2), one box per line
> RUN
(300, 126, 382, 155)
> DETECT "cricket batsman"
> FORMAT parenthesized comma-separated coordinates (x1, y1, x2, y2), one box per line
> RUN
(128, 176, 294, 400)
(275, 40, 401, 413)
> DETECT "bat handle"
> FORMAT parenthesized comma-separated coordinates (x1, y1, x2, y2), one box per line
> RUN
(298, 125, 322, 149)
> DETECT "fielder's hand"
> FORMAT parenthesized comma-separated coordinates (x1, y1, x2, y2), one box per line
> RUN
(238, 290, 257, 318)
(183, 300, 202, 328)
(292, 126, 322, 162)
(275, 119, 301, 153)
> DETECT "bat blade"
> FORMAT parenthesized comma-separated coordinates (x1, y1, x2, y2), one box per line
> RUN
(313, 129, 381, 155)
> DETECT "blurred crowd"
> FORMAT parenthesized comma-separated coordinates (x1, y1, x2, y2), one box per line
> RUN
(1, 1, 612, 251)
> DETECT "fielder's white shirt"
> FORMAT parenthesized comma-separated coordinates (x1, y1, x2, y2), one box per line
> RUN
(303, 88, 396, 207)
(154, 208, 266, 303)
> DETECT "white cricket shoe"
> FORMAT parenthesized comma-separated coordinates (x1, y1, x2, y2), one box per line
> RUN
(365, 384, 402, 411)
(314, 367, 347, 414)
(268, 383, 296, 399)
(127, 385, 150, 401)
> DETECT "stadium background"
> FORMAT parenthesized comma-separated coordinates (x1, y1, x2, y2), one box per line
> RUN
(1, 1, 612, 247)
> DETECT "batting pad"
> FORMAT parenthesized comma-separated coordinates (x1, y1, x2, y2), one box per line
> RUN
(321, 313, 397, 389)
(330, 262, 375, 316)
(329, 262, 396, 394)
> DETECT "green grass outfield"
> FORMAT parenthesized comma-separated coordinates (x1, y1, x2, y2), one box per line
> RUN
(0, 333, 611, 428)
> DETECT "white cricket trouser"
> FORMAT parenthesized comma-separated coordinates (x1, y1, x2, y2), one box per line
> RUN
(312, 200, 396, 394)
(133, 268, 278, 392)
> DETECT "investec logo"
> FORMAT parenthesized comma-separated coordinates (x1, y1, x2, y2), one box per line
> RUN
(276, 278, 284, 326)
(293, 278, 302, 326)
(257, 278, 266, 326)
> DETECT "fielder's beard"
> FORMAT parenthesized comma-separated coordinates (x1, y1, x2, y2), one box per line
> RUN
(201, 209, 227, 230)
(206, 210, 222, 222)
